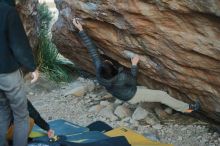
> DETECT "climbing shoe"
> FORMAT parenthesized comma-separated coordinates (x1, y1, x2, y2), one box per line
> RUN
(185, 100, 200, 113)
(190, 100, 201, 111)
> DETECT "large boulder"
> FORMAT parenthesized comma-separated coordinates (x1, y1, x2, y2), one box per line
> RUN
(17, 0, 39, 53)
(52, 0, 220, 122)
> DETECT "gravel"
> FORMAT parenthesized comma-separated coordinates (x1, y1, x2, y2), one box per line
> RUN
(25, 75, 220, 146)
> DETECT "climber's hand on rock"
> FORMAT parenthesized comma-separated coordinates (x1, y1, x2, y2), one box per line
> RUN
(131, 55, 140, 66)
(72, 18, 83, 31)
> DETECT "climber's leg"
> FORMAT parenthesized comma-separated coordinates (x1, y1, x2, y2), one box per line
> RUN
(129, 86, 189, 113)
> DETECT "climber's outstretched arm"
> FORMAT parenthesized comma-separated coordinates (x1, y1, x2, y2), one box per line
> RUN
(72, 18, 102, 70)
(130, 55, 140, 77)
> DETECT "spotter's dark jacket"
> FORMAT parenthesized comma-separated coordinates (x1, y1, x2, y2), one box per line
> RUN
(28, 100, 50, 131)
(0, 3, 36, 73)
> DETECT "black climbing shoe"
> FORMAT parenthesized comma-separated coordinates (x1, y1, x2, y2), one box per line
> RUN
(189, 100, 200, 111)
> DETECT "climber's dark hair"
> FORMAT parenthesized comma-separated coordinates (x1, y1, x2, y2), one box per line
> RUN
(100, 60, 118, 79)
(0, 0, 16, 6)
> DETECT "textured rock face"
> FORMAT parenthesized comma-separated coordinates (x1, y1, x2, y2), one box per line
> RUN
(17, 0, 39, 52)
(52, 0, 220, 122)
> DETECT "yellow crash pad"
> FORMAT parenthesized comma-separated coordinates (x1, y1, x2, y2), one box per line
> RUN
(29, 131, 46, 138)
(105, 127, 173, 146)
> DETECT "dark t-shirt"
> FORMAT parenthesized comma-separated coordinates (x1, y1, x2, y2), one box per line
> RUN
(78, 31, 138, 101)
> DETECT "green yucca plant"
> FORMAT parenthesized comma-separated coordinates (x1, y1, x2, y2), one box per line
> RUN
(37, 3, 75, 82)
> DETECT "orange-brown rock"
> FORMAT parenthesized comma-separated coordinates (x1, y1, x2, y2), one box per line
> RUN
(52, 0, 220, 122)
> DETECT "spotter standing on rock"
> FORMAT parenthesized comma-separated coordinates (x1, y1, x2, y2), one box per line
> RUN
(72, 18, 200, 114)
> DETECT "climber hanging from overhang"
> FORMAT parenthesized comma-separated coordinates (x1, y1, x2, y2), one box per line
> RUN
(72, 18, 200, 113)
